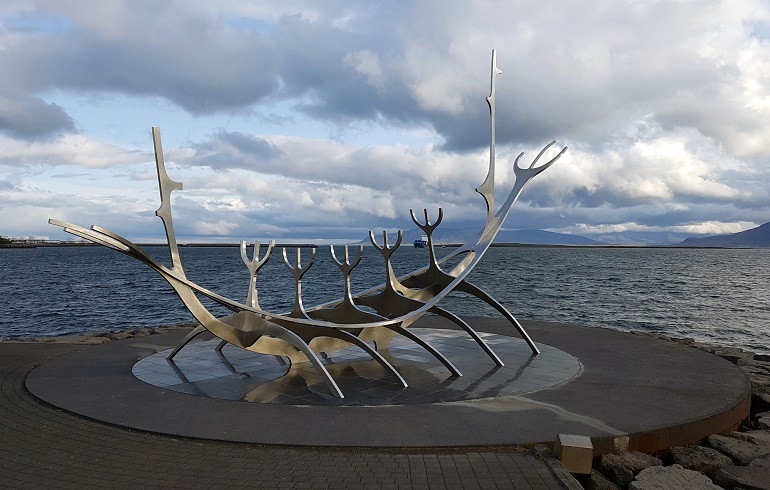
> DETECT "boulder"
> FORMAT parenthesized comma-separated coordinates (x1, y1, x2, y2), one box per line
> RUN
(714, 454, 770, 490)
(598, 463, 634, 487)
(719, 350, 754, 365)
(708, 434, 770, 465)
(628, 464, 721, 490)
(597, 451, 662, 486)
(104, 331, 133, 340)
(732, 430, 770, 447)
(738, 360, 770, 385)
(668, 445, 733, 478)
(757, 411, 770, 430)
(583, 469, 622, 490)
(81, 336, 112, 345)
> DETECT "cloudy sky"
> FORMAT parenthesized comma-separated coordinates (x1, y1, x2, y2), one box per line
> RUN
(1, 1, 769, 244)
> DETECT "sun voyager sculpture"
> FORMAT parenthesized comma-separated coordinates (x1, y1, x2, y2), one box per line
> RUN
(50, 50, 567, 398)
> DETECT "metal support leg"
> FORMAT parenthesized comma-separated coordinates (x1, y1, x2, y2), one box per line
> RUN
(385, 325, 462, 377)
(167, 325, 207, 360)
(259, 328, 345, 398)
(331, 330, 408, 387)
(429, 306, 504, 366)
(456, 280, 540, 356)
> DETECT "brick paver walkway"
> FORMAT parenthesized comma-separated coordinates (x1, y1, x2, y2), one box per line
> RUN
(0, 342, 571, 489)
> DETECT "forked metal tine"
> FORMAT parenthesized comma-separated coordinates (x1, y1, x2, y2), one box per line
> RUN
(240, 240, 274, 273)
(514, 141, 567, 177)
(529, 140, 556, 169)
(281, 247, 316, 280)
(282, 247, 316, 319)
(369, 230, 403, 257)
(241, 240, 274, 309)
(369, 230, 384, 251)
(410, 208, 443, 232)
(329, 245, 363, 273)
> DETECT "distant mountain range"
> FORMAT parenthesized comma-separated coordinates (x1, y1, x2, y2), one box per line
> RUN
(359, 220, 770, 248)
(677, 221, 770, 248)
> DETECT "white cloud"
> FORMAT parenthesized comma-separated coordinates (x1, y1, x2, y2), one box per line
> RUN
(343, 50, 385, 92)
(669, 221, 757, 235)
(191, 219, 240, 236)
(0, 134, 150, 168)
(0, 0, 769, 243)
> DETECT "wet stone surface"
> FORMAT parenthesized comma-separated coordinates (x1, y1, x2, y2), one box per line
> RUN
(132, 328, 582, 406)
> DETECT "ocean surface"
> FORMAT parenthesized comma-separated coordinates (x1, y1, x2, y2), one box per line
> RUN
(1, 245, 768, 354)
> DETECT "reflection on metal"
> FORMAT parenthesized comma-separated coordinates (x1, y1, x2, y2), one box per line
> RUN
(49, 50, 567, 398)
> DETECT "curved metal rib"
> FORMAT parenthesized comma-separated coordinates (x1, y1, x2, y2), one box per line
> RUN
(455, 280, 539, 355)
(167, 325, 207, 360)
(256, 318, 344, 398)
(428, 306, 504, 366)
(322, 329, 407, 388)
(384, 325, 462, 377)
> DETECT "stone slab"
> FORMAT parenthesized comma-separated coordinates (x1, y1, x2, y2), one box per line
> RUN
(597, 451, 662, 486)
(708, 434, 770, 465)
(669, 445, 733, 479)
(732, 430, 770, 446)
(629, 465, 720, 490)
(714, 454, 770, 490)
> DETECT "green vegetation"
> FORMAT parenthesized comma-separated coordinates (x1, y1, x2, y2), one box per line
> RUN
(0, 236, 11, 245)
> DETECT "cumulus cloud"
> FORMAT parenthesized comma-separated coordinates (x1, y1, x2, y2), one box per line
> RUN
(0, 134, 151, 168)
(0, 92, 75, 138)
(1, 0, 769, 243)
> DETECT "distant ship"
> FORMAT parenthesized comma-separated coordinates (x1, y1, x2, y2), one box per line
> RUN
(413, 235, 428, 248)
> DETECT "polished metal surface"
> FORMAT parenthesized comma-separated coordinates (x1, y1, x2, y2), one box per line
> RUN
(49, 50, 566, 398)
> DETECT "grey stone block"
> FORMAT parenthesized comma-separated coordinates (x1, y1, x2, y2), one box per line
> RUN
(583, 469, 622, 490)
(668, 445, 733, 479)
(629, 464, 721, 489)
(757, 411, 770, 430)
(708, 434, 770, 466)
(597, 451, 662, 487)
(738, 360, 770, 389)
(732, 430, 770, 447)
(714, 454, 770, 490)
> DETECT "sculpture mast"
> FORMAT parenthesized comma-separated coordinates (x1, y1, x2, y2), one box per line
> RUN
(476, 49, 503, 234)
(151, 127, 186, 275)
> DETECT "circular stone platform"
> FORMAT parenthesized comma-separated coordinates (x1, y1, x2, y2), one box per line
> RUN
(26, 318, 751, 453)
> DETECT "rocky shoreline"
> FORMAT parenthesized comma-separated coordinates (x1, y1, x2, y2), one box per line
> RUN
(7, 325, 770, 489)
(5, 323, 197, 345)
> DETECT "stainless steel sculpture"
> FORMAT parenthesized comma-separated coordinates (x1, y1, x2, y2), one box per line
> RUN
(49, 50, 566, 398)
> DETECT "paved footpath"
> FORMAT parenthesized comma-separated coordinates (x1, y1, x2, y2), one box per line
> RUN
(0, 342, 574, 489)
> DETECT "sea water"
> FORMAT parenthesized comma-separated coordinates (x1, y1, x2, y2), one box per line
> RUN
(1, 245, 768, 354)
